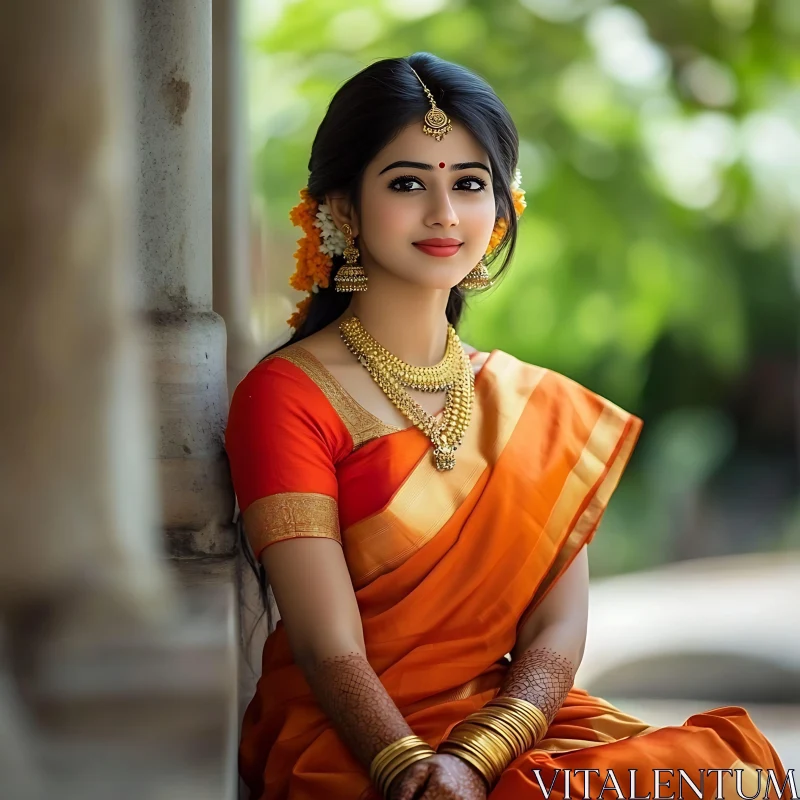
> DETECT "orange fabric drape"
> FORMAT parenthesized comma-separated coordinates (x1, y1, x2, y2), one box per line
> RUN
(229, 350, 787, 800)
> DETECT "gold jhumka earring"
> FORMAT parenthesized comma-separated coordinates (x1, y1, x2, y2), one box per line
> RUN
(458, 257, 493, 290)
(334, 222, 368, 292)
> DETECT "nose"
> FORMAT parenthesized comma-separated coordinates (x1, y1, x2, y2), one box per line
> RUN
(424, 186, 459, 228)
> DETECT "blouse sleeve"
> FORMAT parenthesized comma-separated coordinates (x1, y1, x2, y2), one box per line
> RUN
(224, 358, 346, 562)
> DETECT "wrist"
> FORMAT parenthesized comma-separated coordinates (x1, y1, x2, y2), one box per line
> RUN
(437, 697, 547, 789)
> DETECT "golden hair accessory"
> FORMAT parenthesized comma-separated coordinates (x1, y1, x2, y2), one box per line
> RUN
(408, 65, 453, 141)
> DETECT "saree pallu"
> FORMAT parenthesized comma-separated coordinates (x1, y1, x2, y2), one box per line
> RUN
(225, 347, 787, 800)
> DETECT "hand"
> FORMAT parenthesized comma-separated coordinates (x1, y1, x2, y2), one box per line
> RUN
(388, 753, 488, 800)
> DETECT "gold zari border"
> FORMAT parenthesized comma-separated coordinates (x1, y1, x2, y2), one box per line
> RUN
(242, 492, 341, 558)
(516, 403, 641, 631)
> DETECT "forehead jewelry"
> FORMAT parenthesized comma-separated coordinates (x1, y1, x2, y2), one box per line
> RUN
(408, 65, 453, 142)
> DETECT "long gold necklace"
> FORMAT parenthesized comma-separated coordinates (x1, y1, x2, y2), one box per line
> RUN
(339, 316, 474, 471)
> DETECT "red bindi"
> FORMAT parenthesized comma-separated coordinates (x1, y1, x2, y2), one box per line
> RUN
(438, 161, 446, 168)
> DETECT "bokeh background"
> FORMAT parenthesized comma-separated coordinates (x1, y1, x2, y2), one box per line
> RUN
(245, 0, 799, 577)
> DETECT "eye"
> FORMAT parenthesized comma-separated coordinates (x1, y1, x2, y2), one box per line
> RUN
(387, 175, 489, 193)
(457, 176, 488, 192)
(387, 175, 424, 192)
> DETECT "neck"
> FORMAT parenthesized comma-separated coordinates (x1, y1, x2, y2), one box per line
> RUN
(343, 268, 452, 366)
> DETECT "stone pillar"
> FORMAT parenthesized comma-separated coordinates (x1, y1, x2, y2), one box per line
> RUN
(134, 0, 235, 558)
(213, 0, 260, 395)
(0, 0, 168, 620)
(212, 0, 269, 750)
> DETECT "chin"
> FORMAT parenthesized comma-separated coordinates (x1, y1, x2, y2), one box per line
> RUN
(394, 263, 469, 290)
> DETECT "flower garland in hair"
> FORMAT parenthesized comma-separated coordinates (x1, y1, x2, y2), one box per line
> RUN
(285, 170, 526, 329)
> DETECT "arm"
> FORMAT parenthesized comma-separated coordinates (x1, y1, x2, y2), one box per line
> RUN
(502, 545, 589, 724)
(260, 535, 416, 771)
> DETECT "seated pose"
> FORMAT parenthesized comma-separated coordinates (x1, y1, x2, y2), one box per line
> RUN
(225, 53, 787, 800)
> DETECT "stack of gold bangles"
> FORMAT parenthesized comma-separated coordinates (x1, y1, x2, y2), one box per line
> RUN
(437, 697, 548, 789)
(369, 734, 436, 799)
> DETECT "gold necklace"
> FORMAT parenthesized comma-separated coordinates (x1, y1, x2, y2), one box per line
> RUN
(339, 316, 474, 471)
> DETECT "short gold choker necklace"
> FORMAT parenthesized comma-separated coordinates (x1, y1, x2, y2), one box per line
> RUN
(339, 316, 474, 471)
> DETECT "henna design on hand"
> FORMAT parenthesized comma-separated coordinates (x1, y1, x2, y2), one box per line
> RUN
(389, 754, 486, 800)
(500, 646, 576, 722)
(304, 651, 416, 768)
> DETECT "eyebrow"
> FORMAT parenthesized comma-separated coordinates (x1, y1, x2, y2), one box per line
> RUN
(378, 160, 492, 176)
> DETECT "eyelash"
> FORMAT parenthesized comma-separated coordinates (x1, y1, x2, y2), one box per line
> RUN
(387, 175, 488, 193)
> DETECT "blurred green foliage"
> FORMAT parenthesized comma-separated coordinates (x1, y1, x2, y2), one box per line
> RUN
(246, 0, 800, 574)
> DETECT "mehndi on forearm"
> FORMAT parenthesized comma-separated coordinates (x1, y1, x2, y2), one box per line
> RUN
(436, 643, 578, 788)
(302, 650, 417, 770)
(499, 645, 577, 724)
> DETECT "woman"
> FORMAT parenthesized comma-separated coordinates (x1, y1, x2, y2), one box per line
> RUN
(225, 53, 787, 800)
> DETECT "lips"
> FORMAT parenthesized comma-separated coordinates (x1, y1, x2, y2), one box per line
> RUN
(414, 238, 463, 246)
(413, 238, 463, 258)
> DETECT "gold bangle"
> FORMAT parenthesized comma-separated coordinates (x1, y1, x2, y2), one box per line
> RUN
(437, 701, 548, 791)
(370, 736, 417, 782)
(440, 726, 507, 787)
(439, 740, 496, 787)
(375, 745, 430, 792)
(485, 698, 548, 745)
(468, 711, 525, 759)
(489, 696, 548, 731)
(468, 707, 530, 756)
(374, 747, 433, 797)
(437, 698, 551, 791)
(370, 736, 435, 799)
(468, 718, 517, 765)
(382, 748, 434, 796)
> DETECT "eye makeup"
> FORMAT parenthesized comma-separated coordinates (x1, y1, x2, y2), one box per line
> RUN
(387, 175, 488, 193)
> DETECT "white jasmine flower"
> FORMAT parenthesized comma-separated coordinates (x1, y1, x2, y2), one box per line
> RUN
(313, 203, 347, 257)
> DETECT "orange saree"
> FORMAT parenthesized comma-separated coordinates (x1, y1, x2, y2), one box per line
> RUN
(225, 345, 787, 800)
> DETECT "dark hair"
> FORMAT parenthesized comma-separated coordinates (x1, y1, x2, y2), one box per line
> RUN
(242, 53, 520, 633)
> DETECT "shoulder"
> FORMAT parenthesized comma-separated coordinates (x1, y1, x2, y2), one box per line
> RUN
(487, 348, 640, 428)
(232, 346, 329, 407)
(227, 347, 347, 449)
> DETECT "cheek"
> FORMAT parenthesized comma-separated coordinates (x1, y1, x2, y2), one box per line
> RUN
(362, 194, 415, 241)
(464, 196, 498, 240)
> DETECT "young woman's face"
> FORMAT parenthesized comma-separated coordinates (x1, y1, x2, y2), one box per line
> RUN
(355, 121, 497, 290)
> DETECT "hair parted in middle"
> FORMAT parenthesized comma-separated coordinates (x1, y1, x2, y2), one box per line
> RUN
(270, 51, 522, 357)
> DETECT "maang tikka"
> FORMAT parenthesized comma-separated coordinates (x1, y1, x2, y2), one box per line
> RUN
(408, 65, 453, 142)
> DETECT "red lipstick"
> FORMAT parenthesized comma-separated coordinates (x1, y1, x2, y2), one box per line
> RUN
(413, 237, 463, 257)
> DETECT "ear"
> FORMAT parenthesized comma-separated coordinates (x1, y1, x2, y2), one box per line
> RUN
(325, 193, 359, 237)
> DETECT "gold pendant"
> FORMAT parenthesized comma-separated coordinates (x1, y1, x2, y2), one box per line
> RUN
(422, 107, 453, 142)
(433, 442, 456, 471)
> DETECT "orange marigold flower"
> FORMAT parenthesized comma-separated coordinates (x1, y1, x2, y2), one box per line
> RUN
(287, 294, 313, 330)
(512, 186, 527, 218)
(287, 188, 334, 296)
(485, 187, 526, 256)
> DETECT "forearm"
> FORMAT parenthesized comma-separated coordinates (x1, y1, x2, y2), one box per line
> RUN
(499, 622, 582, 724)
(300, 648, 415, 771)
